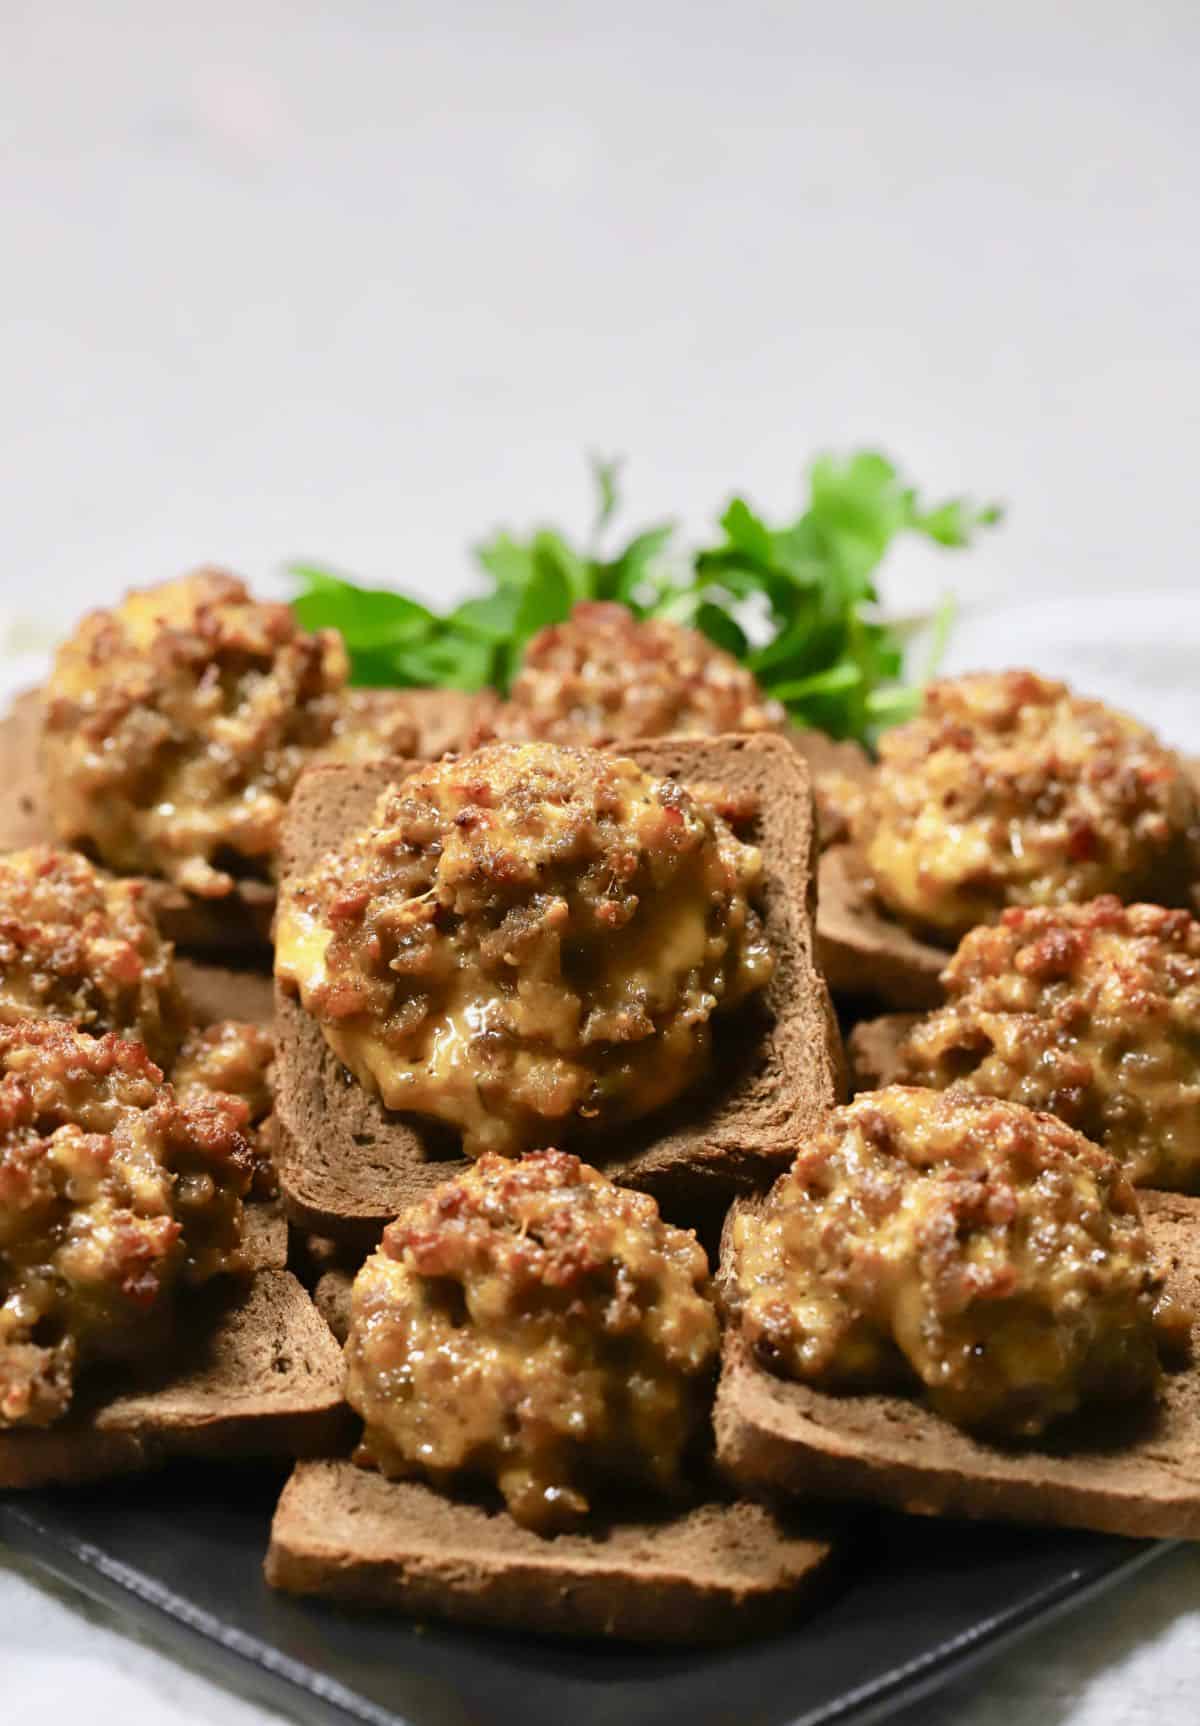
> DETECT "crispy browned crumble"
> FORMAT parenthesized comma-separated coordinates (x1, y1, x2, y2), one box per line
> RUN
(173, 1017, 277, 1196)
(41, 569, 414, 897)
(897, 898, 1200, 1190)
(473, 601, 785, 746)
(0, 1019, 253, 1427)
(320, 689, 418, 765)
(0, 846, 188, 1066)
(850, 671, 1198, 942)
(276, 741, 773, 1156)
(731, 1085, 1184, 1438)
(346, 1149, 719, 1530)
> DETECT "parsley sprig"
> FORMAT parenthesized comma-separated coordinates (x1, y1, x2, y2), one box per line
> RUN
(290, 451, 1001, 745)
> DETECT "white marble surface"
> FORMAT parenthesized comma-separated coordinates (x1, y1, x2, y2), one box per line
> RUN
(4, 2, 1200, 1721)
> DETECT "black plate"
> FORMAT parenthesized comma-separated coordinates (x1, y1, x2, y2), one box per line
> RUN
(0, 1465, 1167, 1726)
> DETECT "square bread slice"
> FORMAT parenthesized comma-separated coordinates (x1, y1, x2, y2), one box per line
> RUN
(392, 686, 491, 759)
(778, 729, 948, 1007)
(312, 1267, 354, 1342)
(715, 1190, 1200, 1540)
(0, 1269, 349, 1489)
(845, 1012, 921, 1093)
(816, 845, 947, 1010)
(265, 1460, 841, 1644)
(175, 957, 274, 1030)
(273, 733, 844, 1247)
(240, 1200, 288, 1272)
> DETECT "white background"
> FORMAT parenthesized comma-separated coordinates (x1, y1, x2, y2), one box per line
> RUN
(3, 2, 1200, 1722)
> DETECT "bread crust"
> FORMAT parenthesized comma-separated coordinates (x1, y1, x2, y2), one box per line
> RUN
(0, 1270, 348, 1488)
(273, 734, 844, 1247)
(763, 728, 947, 1008)
(313, 1267, 354, 1342)
(265, 1460, 841, 1643)
(816, 846, 947, 1009)
(715, 1191, 1200, 1539)
(845, 1013, 919, 1092)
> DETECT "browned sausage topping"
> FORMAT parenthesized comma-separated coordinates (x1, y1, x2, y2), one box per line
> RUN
(276, 741, 773, 1156)
(0, 844, 276, 1191)
(41, 570, 414, 897)
(345, 1150, 719, 1530)
(731, 1085, 1183, 1438)
(173, 1018, 274, 1126)
(850, 671, 1197, 942)
(896, 898, 1200, 1190)
(0, 847, 187, 1066)
(173, 1017, 277, 1197)
(474, 601, 784, 746)
(0, 1019, 253, 1427)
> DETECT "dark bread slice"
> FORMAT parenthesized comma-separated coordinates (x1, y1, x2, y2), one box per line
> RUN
(715, 1191, 1200, 1539)
(817, 845, 947, 1010)
(265, 1460, 840, 1644)
(241, 1200, 289, 1271)
(0, 689, 274, 959)
(289, 1230, 359, 1295)
(0, 689, 50, 851)
(0, 1269, 348, 1488)
(397, 687, 492, 759)
(787, 727, 871, 786)
(274, 733, 844, 1247)
(846, 1012, 921, 1093)
(147, 878, 274, 960)
(175, 958, 274, 1029)
(313, 1267, 354, 1342)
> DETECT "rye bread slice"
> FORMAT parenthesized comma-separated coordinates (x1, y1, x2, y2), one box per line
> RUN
(780, 731, 946, 1007)
(0, 689, 275, 959)
(787, 727, 871, 786)
(265, 1460, 840, 1644)
(816, 845, 947, 1010)
(313, 1267, 354, 1342)
(846, 1012, 921, 1092)
(240, 1199, 289, 1271)
(147, 878, 275, 960)
(0, 690, 50, 852)
(273, 733, 844, 1247)
(398, 687, 492, 759)
(175, 959, 274, 1029)
(0, 1269, 349, 1489)
(714, 1190, 1200, 1539)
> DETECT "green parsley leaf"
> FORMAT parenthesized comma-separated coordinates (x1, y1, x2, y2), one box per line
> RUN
(288, 450, 1001, 747)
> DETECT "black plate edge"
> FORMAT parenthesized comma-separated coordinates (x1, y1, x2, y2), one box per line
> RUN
(1, 1501, 397, 1726)
(0, 1500, 1174, 1726)
(794, 1538, 1174, 1726)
